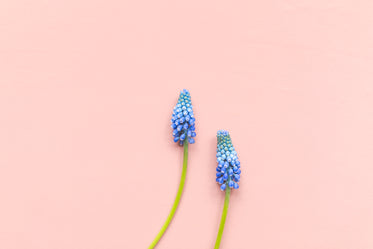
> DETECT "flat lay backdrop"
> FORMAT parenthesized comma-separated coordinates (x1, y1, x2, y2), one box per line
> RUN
(1, 1, 373, 249)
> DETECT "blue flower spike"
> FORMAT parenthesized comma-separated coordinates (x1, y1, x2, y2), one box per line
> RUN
(214, 130, 241, 249)
(216, 130, 240, 191)
(149, 89, 195, 249)
(171, 89, 196, 145)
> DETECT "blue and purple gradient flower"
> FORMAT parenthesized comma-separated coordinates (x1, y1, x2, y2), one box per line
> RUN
(216, 130, 241, 191)
(171, 89, 196, 145)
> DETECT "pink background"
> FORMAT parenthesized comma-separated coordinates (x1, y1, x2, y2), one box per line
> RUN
(1, 1, 373, 249)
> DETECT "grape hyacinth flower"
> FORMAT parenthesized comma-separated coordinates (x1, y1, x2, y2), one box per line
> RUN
(171, 89, 196, 145)
(214, 130, 241, 249)
(215, 130, 241, 191)
(148, 89, 196, 249)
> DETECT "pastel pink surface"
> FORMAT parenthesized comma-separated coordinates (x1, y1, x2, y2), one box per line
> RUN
(1, 1, 373, 249)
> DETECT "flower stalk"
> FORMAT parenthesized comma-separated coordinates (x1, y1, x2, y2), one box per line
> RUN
(148, 141, 188, 249)
(214, 186, 230, 249)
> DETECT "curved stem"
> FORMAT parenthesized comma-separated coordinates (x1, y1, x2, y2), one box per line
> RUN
(148, 141, 188, 249)
(214, 186, 231, 249)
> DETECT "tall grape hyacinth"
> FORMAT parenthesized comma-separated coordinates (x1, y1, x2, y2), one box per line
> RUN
(216, 130, 241, 191)
(214, 130, 241, 249)
(148, 89, 195, 249)
(171, 89, 196, 145)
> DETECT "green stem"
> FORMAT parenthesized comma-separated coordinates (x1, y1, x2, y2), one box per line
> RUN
(214, 186, 231, 249)
(148, 141, 188, 249)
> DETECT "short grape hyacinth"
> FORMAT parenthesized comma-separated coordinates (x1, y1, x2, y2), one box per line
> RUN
(171, 89, 196, 145)
(214, 130, 241, 249)
(216, 130, 241, 191)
